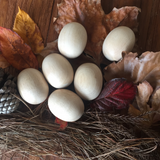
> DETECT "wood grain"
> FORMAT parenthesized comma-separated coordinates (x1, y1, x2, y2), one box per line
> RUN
(139, 0, 160, 52)
(47, 0, 160, 52)
(101, 0, 160, 52)
(0, 0, 55, 45)
(0, 0, 160, 51)
(0, 0, 160, 159)
(47, 0, 61, 43)
(101, 0, 141, 13)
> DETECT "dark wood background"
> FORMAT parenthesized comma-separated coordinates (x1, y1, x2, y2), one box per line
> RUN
(0, 0, 160, 159)
(0, 0, 160, 52)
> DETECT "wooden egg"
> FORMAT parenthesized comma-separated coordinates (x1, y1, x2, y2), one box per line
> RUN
(102, 26, 135, 61)
(17, 68, 49, 105)
(42, 53, 74, 88)
(48, 89, 84, 122)
(74, 63, 103, 100)
(58, 22, 87, 58)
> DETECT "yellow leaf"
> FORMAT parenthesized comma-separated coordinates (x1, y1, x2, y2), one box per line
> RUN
(13, 7, 44, 54)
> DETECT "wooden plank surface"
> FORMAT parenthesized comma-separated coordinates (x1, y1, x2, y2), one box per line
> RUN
(0, 0, 160, 159)
(101, 0, 160, 52)
(0, 0, 55, 45)
(0, 0, 160, 51)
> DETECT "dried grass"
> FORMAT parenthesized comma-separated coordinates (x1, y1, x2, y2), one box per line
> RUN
(0, 98, 160, 160)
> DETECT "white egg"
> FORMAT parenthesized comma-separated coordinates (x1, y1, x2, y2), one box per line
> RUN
(74, 63, 103, 100)
(17, 68, 49, 105)
(58, 22, 87, 58)
(42, 53, 74, 88)
(102, 26, 135, 61)
(48, 89, 84, 122)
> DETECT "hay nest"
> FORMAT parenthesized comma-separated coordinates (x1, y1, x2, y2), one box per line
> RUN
(0, 97, 160, 160)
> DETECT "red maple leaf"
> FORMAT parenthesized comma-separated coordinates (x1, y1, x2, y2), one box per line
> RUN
(91, 78, 137, 111)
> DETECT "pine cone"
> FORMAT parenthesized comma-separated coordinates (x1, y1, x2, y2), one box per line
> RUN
(0, 69, 20, 114)
(0, 68, 5, 86)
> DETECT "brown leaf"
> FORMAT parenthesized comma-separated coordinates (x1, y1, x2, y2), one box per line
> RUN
(36, 55, 44, 68)
(104, 51, 160, 90)
(150, 88, 160, 123)
(13, 7, 44, 54)
(104, 7, 140, 32)
(128, 104, 141, 117)
(136, 81, 153, 113)
(0, 54, 10, 69)
(38, 40, 59, 67)
(53, 0, 140, 65)
(0, 26, 38, 71)
(128, 81, 160, 127)
(39, 40, 59, 58)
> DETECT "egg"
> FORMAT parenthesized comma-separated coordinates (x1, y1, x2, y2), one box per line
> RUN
(17, 68, 49, 105)
(102, 26, 135, 61)
(74, 63, 103, 100)
(58, 22, 87, 58)
(42, 53, 74, 88)
(48, 89, 84, 122)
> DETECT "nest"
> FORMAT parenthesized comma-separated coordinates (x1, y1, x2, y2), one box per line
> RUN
(0, 97, 160, 160)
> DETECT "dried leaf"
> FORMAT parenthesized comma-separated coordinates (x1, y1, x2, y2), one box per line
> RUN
(39, 40, 59, 58)
(151, 88, 160, 123)
(128, 81, 160, 127)
(38, 40, 59, 67)
(0, 54, 10, 69)
(104, 7, 140, 32)
(104, 51, 160, 91)
(136, 81, 153, 113)
(53, 0, 140, 64)
(0, 26, 38, 70)
(36, 55, 44, 68)
(91, 78, 137, 111)
(128, 104, 141, 117)
(55, 117, 68, 130)
(13, 7, 44, 54)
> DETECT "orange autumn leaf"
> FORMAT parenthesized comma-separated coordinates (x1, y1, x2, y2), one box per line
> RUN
(53, 0, 140, 64)
(0, 26, 38, 70)
(13, 7, 44, 54)
(0, 54, 10, 69)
